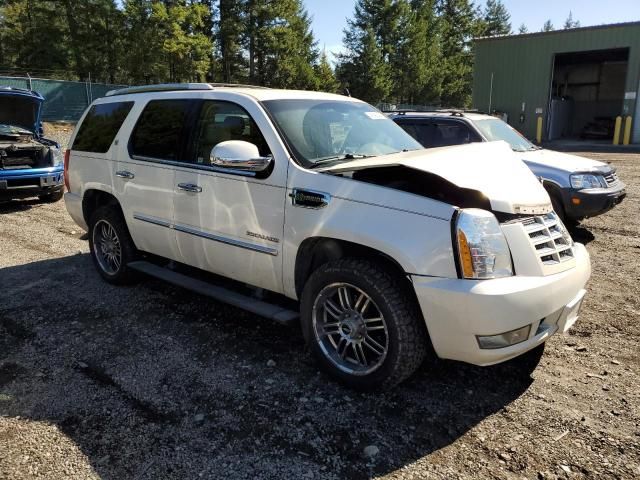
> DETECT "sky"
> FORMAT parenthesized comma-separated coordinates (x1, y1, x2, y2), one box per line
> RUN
(306, 0, 640, 62)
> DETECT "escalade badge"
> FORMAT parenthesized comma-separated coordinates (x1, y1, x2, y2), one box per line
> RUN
(246, 231, 280, 243)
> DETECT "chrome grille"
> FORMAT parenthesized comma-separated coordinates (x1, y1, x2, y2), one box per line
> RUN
(603, 171, 619, 187)
(515, 212, 574, 265)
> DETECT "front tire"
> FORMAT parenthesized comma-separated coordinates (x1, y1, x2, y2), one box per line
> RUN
(88, 206, 139, 284)
(300, 258, 427, 390)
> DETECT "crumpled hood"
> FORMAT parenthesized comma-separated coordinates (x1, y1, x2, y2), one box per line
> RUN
(322, 141, 552, 215)
(0, 91, 43, 135)
(520, 148, 608, 173)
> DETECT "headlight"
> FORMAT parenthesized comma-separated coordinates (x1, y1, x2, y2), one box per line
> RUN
(570, 174, 606, 189)
(455, 209, 513, 279)
(51, 147, 63, 166)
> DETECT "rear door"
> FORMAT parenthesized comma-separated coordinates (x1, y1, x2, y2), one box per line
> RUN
(113, 98, 194, 261)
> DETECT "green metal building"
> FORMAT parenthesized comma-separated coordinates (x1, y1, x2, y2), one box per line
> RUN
(473, 21, 640, 144)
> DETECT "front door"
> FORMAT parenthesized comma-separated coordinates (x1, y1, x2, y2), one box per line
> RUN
(114, 99, 194, 262)
(172, 98, 286, 293)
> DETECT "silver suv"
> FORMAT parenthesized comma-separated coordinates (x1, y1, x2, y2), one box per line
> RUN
(390, 111, 626, 225)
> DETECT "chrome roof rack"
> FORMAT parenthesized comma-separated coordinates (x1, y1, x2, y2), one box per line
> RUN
(105, 82, 269, 97)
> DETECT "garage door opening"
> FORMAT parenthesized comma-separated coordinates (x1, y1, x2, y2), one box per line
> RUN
(548, 48, 629, 141)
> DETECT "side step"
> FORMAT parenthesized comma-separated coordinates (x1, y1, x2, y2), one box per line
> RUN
(128, 261, 299, 326)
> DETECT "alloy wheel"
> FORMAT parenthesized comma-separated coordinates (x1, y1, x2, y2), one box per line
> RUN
(312, 282, 389, 375)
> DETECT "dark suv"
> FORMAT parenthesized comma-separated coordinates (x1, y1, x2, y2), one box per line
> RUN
(0, 87, 64, 202)
(390, 111, 626, 224)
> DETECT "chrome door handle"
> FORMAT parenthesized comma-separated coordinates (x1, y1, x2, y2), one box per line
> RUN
(177, 183, 202, 193)
(115, 170, 135, 179)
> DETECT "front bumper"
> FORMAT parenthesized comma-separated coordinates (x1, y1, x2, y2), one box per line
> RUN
(412, 243, 591, 366)
(562, 184, 626, 220)
(0, 166, 64, 200)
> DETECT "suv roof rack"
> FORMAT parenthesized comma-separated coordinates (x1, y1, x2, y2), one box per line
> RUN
(105, 82, 270, 97)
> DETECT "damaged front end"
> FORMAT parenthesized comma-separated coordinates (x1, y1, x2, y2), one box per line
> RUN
(320, 141, 553, 220)
(0, 131, 57, 170)
(0, 87, 64, 200)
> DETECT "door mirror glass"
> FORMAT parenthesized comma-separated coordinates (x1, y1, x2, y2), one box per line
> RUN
(210, 140, 273, 172)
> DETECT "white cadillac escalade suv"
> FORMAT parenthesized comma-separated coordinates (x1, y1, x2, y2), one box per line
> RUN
(64, 84, 591, 390)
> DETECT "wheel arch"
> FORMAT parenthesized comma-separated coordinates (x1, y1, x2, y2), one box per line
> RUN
(82, 188, 123, 226)
(294, 237, 409, 299)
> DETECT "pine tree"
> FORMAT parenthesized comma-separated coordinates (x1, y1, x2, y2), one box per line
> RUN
(59, 0, 126, 83)
(518, 23, 528, 34)
(337, 26, 392, 104)
(122, 0, 213, 84)
(392, 0, 443, 105)
(244, 0, 318, 89)
(218, 0, 245, 82)
(481, 0, 511, 37)
(122, 0, 167, 83)
(542, 19, 554, 32)
(437, 0, 477, 107)
(563, 11, 580, 29)
(314, 50, 339, 93)
(0, 0, 70, 78)
(155, 1, 213, 82)
(343, 0, 401, 65)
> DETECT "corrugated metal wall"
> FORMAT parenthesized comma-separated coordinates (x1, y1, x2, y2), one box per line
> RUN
(473, 22, 640, 143)
(0, 76, 127, 122)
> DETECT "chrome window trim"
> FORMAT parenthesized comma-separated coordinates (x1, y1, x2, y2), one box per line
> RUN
(133, 213, 278, 256)
(130, 155, 258, 177)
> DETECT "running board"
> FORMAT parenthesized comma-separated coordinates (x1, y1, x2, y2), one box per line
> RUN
(128, 261, 299, 326)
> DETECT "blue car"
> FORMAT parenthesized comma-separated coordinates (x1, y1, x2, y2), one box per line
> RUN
(0, 87, 64, 202)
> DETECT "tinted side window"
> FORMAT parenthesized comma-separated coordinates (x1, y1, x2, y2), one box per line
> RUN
(397, 122, 435, 148)
(130, 100, 191, 161)
(73, 101, 134, 153)
(432, 122, 480, 147)
(191, 101, 270, 165)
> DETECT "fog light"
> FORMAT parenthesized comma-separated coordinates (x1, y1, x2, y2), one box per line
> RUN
(476, 325, 531, 349)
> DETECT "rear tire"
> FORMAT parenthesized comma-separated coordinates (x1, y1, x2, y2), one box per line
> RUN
(38, 189, 64, 203)
(300, 258, 427, 391)
(88, 206, 139, 284)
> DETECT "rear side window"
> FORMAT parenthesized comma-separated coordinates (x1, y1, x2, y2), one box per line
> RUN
(72, 101, 134, 153)
(432, 122, 480, 147)
(130, 100, 191, 161)
(397, 122, 434, 147)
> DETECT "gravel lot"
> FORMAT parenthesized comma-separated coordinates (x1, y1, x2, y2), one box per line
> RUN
(1, 125, 639, 479)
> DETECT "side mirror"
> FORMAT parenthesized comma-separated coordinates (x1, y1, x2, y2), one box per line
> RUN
(210, 141, 272, 172)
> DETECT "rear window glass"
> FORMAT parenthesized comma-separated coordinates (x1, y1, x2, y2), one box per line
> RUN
(129, 100, 190, 161)
(72, 101, 134, 153)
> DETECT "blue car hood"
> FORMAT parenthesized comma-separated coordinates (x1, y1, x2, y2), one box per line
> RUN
(0, 89, 44, 136)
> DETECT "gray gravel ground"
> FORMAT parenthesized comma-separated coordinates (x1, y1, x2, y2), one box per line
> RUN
(0, 125, 639, 479)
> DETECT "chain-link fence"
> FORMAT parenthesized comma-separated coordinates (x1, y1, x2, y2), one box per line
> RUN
(0, 76, 127, 122)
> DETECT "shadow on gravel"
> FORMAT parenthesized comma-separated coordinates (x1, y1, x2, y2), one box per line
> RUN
(0, 197, 48, 213)
(569, 224, 595, 245)
(1, 254, 533, 479)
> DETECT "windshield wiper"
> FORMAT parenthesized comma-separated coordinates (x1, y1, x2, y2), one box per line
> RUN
(311, 153, 373, 167)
